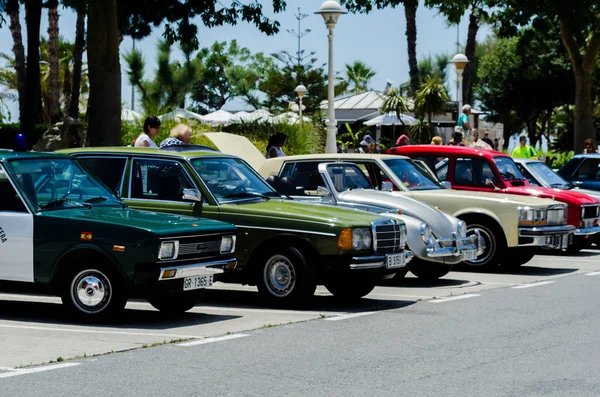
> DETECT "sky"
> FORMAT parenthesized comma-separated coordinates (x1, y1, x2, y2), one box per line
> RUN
(0, 0, 492, 121)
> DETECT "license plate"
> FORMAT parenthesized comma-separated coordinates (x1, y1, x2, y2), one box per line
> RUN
(183, 275, 213, 291)
(386, 253, 407, 269)
(461, 250, 478, 260)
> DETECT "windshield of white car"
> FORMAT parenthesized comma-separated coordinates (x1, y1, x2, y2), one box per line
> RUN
(493, 157, 526, 181)
(190, 157, 282, 203)
(8, 158, 122, 211)
(528, 162, 571, 188)
(383, 159, 442, 190)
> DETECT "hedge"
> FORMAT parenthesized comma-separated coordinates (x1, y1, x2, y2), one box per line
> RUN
(0, 123, 53, 149)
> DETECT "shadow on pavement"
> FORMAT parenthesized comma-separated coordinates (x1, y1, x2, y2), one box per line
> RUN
(540, 249, 600, 257)
(0, 299, 240, 330)
(378, 276, 472, 288)
(496, 266, 579, 276)
(203, 288, 415, 313)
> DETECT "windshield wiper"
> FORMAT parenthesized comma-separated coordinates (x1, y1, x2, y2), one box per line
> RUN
(41, 199, 92, 210)
(549, 183, 567, 188)
(84, 196, 109, 204)
(224, 192, 271, 200)
(500, 171, 523, 181)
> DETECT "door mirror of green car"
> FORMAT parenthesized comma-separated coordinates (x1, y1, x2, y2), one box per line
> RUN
(182, 188, 202, 202)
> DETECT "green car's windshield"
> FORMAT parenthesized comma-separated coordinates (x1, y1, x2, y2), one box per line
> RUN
(8, 158, 122, 210)
(383, 159, 443, 191)
(190, 157, 282, 203)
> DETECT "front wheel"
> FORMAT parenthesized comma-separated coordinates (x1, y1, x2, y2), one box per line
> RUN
(325, 277, 375, 301)
(461, 221, 505, 269)
(408, 258, 453, 281)
(60, 265, 127, 319)
(256, 247, 316, 307)
(499, 247, 537, 268)
(147, 290, 204, 314)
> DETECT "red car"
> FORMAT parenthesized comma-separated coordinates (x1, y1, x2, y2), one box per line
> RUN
(386, 145, 600, 251)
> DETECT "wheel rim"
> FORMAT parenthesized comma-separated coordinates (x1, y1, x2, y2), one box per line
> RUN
(465, 225, 493, 266)
(263, 255, 296, 298)
(70, 269, 112, 314)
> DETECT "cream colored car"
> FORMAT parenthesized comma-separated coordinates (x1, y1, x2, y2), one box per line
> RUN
(203, 133, 575, 269)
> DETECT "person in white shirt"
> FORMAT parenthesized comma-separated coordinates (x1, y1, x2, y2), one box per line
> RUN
(133, 116, 161, 147)
(266, 133, 287, 158)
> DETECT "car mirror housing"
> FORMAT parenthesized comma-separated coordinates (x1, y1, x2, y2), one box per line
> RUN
(381, 181, 393, 191)
(441, 181, 451, 189)
(182, 188, 202, 202)
(316, 186, 332, 197)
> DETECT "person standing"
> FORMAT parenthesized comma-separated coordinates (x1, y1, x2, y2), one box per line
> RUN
(583, 139, 597, 154)
(456, 105, 472, 133)
(481, 131, 494, 147)
(160, 124, 192, 148)
(266, 133, 287, 158)
(134, 116, 161, 147)
(511, 136, 538, 159)
(452, 132, 465, 146)
(431, 136, 442, 145)
(396, 134, 410, 146)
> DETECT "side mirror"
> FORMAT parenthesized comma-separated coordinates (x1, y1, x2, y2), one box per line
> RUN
(182, 188, 202, 202)
(485, 179, 499, 190)
(381, 181, 393, 191)
(316, 186, 331, 197)
(441, 181, 451, 189)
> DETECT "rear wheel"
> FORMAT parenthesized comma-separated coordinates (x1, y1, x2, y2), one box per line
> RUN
(461, 220, 504, 269)
(60, 264, 127, 320)
(147, 290, 204, 314)
(256, 247, 316, 307)
(499, 247, 537, 268)
(325, 277, 375, 301)
(408, 258, 453, 281)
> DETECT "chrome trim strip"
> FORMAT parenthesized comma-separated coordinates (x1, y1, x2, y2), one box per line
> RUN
(158, 259, 233, 280)
(159, 233, 228, 240)
(236, 224, 337, 237)
(574, 225, 600, 236)
(349, 251, 414, 269)
(518, 225, 576, 236)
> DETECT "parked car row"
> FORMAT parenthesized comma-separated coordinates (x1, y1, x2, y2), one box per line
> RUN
(0, 137, 598, 320)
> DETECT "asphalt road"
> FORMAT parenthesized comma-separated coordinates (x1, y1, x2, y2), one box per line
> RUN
(0, 248, 599, 396)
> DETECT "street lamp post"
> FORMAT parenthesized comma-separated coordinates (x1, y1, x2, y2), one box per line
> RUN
(315, 0, 346, 154)
(294, 84, 307, 130)
(450, 53, 469, 114)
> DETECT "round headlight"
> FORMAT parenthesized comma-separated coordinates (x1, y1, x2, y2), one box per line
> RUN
(352, 228, 365, 250)
(363, 229, 372, 249)
(420, 224, 432, 243)
(457, 220, 467, 237)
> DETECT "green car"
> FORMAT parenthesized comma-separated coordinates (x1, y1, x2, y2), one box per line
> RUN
(0, 150, 237, 319)
(62, 147, 413, 306)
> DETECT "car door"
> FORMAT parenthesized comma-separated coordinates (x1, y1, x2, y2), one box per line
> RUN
(571, 158, 600, 191)
(451, 157, 498, 192)
(0, 164, 34, 282)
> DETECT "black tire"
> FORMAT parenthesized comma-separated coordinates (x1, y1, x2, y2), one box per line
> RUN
(256, 246, 316, 307)
(325, 277, 376, 301)
(392, 269, 409, 280)
(147, 290, 204, 314)
(408, 258, 453, 281)
(60, 263, 127, 320)
(567, 239, 592, 253)
(499, 247, 537, 268)
(461, 220, 506, 269)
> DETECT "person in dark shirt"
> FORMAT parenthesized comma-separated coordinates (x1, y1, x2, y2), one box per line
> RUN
(481, 131, 494, 147)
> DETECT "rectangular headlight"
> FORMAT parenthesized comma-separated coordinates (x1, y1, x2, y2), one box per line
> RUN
(220, 235, 236, 254)
(158, 241, 179, 260)
(519, 208, 534, 225)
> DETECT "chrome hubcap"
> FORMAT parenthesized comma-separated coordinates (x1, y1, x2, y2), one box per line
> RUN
(465, 226, 493, 265)
(264, 255, 296, 297)
(71, 270, 112, 313)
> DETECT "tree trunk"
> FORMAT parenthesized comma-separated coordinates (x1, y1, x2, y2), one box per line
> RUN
(68, 8, 86, 119)
(47, 0, 60, 123)
(7, 0, 26, 122)
(462, 8, 479, 106)
(86, 0, 121, 146)
(22, 0, 43, 142)
(404, 0, 419, 95)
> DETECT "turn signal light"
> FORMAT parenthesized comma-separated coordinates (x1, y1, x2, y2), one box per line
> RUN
(162, 269, 177, 279)
(226, 260, 238, 270)
(337, 228, 353, 250)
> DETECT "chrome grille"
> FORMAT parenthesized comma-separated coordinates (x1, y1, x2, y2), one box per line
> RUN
(582, 205, 600, 220)
(373, 219, 404, 254)
(160, 233, 227, 261)
(547, 208, 566, 225)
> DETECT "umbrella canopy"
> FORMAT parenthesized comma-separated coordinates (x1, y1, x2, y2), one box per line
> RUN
(158, 108, 206, 122)
(230, 111, 251, 123)
(271, 112, 310, 124)
(246, 109, 273, 123)
(202, 109, 234, 126)
(122, 108, 143, 122)
(364, 112, 418, 126)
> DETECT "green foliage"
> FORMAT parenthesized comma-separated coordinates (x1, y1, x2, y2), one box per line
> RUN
(381, 88, 410, 124)
(338, 61, 376, 95)
(545, 150, 575, 169)
(337, 123, 371, 148)
(416, 53, 449, 85)
(408, 118, 431, 144)
(414, 75, 449, 141)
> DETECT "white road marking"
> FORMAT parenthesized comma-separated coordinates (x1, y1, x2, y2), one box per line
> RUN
(429, 294, 481, 303)
(585, 271, 600, 276)
(0, 366, 17, 372)
(323, 312, 378, 321)
(534, 256, 600, 264)
(0, 363, 80, 379)
(0, 324, 198, 339)
(512, 281, 556, 289)
(176, 334, 249, 347)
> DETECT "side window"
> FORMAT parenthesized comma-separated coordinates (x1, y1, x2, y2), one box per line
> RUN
(289, 162, 328, 191)
(280, 163, 295, 178)
(455, 157, 497, 187)
(130, 159, 194, 202)
(0, 168, 27, 212)
(575, 159, 600, 180)
(454, 158, 474, 185)
(434, 157, 449, 181)
(78, 157, 127, 195)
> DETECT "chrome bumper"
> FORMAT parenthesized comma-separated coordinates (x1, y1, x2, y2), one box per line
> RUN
(349, 251, 414, 270)
(519, 225, 576, 249)
(426, 231, 483, 259)
(158, 258, 235, 281)
(575, 224, 600, 236)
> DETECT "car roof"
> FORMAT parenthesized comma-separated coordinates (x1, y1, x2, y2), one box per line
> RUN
(512, 158, 542, 164)
(573, 153, 600, 158)
(389, 145, 509, 159)
(59, 147, 236, 160)
(279, 153, 409, 161)
(0, 149, 73, 161)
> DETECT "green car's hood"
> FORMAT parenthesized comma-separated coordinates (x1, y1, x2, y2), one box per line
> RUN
(220, 199, 385, 229)
(40, 206, 236, 237)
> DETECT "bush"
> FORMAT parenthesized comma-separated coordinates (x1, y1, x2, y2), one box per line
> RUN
(0, 123, 53, 149)
(545, 150, 574, 169)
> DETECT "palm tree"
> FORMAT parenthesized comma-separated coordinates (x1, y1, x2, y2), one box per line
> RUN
(47, 0, 60, 123)
(68, 3, 86, 119)
(414, 75, 449, 140)
(23, 0, 44, 138)
(404, 0, 419, 95)
(5, 0, 25, 121)
(381, 88, 411, 144)
(342, 61, 376, 94)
